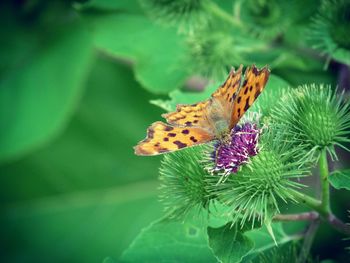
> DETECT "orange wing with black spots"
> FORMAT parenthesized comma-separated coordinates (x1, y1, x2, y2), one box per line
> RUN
(162, 65, 243, 128)
(134, 122, 214, 156)
(211, 65, 242, 115)
(229, 65, 270, 129)
(162, 101, 211, 127)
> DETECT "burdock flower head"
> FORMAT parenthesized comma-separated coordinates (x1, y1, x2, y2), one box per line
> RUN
(207, 122, 260, 177)
(205, 122, 310, 228)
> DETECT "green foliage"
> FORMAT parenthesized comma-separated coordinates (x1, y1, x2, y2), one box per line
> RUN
(207, 223, 254, 263)
(329, 169, 350, 191)
(121, 215, 218, 263)
(0, 13, 94, 162)
(83, 13, 190, 94)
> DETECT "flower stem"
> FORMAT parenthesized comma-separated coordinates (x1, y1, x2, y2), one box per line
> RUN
(319, 149, 330, 213)
(204, 1, 243, 29)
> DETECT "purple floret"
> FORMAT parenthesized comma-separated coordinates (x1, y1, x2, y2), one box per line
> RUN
(211, 123, 260, 176)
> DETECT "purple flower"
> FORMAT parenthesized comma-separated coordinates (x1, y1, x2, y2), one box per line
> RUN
(210, 123, 260, 176)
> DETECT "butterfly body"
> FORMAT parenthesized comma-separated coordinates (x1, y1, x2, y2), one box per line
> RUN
(134, 65, 270, 156)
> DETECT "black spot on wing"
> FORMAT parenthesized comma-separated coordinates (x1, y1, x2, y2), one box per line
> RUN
(244, 98, 250, 111)
(182, 129, 190, 134)
(163, 137, 169, 141)
(190, 136, 198, 143)
(173, 140, 187, 149)
(185, 121, 192, 126)
(244, 86, 249, 95)
(168, 133, 176, 137)
(164, 126, 174, 131)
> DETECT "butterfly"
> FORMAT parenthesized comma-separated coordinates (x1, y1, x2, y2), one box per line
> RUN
(134, 65, 270, 156)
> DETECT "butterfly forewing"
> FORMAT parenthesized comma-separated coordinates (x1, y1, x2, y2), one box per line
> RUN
(229, 65, 270, 129)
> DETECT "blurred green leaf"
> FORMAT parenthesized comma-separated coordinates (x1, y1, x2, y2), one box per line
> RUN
(207, 223, 254, 263)
(0, 185, 162, 263)
(0, 57, 163, 201)
(329, 169, 350, 191)
(0, 20, 94, 162)
(83, 13, 189, 94)
(121, 216, 218, 263)
(80, 0, 143, 12)
(0, 58, 165, 262)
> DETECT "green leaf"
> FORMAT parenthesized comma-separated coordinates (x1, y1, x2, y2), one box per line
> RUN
(121, 216, 218, 263)
(329, 169, 350, 191)
(0, 58, 165, 262)
(0, 20, 94, 162)
(242, 223, 300, 262)
(207, 223, 254, 263)
(84, 13, 189, 94)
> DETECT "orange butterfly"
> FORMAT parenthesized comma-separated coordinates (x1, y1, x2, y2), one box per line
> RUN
(134, 65, 270, 156)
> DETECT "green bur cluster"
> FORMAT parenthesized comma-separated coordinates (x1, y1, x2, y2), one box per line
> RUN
(160, 123, 309, 228)
(272, 84, 350, 160)
(157, 83, 350, 255)
(308, 0, 350, 65)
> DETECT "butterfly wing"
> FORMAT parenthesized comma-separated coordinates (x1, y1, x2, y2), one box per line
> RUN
(162, 101, 211, 127)
(162, 65, 243, 128)
(211, 65, 243, 117)
(229, 65, 270, 129)
(134, 121, 214, 156)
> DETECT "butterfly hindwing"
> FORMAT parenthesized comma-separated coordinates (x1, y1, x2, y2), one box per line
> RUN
(134, 121, 214, 155)
(230, 65, 270, 129)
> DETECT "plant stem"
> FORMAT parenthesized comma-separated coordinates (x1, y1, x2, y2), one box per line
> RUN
(273, 212, 319, 222)
(297, 219, 320, 263)
(319, 149, 330, 213)
(288, 189, 324, 215)
(204, 1, 243, 29)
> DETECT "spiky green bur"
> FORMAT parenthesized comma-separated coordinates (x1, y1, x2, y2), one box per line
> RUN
(272, 84, 350, 160)
(308, 0, 350, 65)
(206, 125, 309, 227)
(236, 0, 297, 40)
(188, 26, 267, 80)
(140, 0, 210, 32)
(159, 146, 210, 218)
